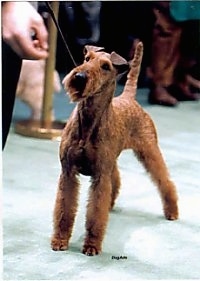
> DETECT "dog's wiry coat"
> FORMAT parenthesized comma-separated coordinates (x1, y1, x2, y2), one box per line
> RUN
(51, 42, 178, 256)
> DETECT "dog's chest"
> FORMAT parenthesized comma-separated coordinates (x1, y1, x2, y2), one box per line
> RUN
(62, 106, 105, 176)
(66, 141, 97, 176)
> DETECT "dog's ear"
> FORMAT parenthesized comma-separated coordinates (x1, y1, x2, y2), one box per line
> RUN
(110, 52, 129, 74)
(84, 45, 105, 55)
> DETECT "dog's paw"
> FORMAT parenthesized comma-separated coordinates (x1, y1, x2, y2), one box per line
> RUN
(51, 238, 68, 251)
(165, 212, 179, 220)
(82, 245, 100, 256)
(164, 206, 179, 220)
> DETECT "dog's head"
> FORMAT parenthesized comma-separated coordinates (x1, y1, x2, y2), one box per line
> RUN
(62, 46, 129, 102)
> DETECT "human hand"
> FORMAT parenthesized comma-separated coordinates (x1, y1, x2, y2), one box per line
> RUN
(2, 2, 49, 60)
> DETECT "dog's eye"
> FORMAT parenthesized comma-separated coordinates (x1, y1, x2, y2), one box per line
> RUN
(85, 56, 90, 62)
(101, 63, 110, 71)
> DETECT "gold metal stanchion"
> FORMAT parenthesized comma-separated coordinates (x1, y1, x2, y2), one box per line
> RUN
(15, 2, 65, 140)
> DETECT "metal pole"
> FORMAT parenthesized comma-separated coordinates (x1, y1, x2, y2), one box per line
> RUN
(15, 1, 65, 139)
(41, 1, 59, 128)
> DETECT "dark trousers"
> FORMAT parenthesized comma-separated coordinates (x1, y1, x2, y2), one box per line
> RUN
(147, 1, 182, 87)
(2, 41, 22, 149)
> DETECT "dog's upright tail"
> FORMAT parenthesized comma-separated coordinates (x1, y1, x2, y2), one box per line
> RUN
(123, 41, 143, 99)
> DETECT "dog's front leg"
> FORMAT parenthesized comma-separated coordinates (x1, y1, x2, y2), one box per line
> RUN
(83, 175, 112, 256)
(51, 171, 80, 251)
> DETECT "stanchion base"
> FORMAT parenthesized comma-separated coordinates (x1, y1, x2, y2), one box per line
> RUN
(15, 120, 66, 140)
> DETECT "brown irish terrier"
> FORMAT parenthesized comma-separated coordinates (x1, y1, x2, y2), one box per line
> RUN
(51, 42, 178, 256)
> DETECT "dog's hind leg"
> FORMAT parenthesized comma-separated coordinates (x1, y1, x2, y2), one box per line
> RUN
(110, 163, 121, 210)
(51, 171, 80, 251)
(134, 143, 178, 220)
(83, 175, 112, 255)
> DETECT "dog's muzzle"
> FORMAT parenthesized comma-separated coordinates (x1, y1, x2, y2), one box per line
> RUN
(71, 72, 87, 93)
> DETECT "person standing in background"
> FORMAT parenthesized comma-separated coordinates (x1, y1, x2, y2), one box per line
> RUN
(147, 1, 200, 106)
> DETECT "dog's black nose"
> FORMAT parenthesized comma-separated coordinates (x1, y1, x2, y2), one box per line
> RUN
(75, 72, 87, 81)
(72, 72, 87, 92)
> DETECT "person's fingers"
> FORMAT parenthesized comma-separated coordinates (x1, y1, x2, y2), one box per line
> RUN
(32, 21, 49, 51)
(2, 1, 49, 60)
(11, 33, 48, 60)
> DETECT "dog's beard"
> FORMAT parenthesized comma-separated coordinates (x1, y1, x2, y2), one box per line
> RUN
(63, 72, 88, 102)
(63, 70, 110, 102)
